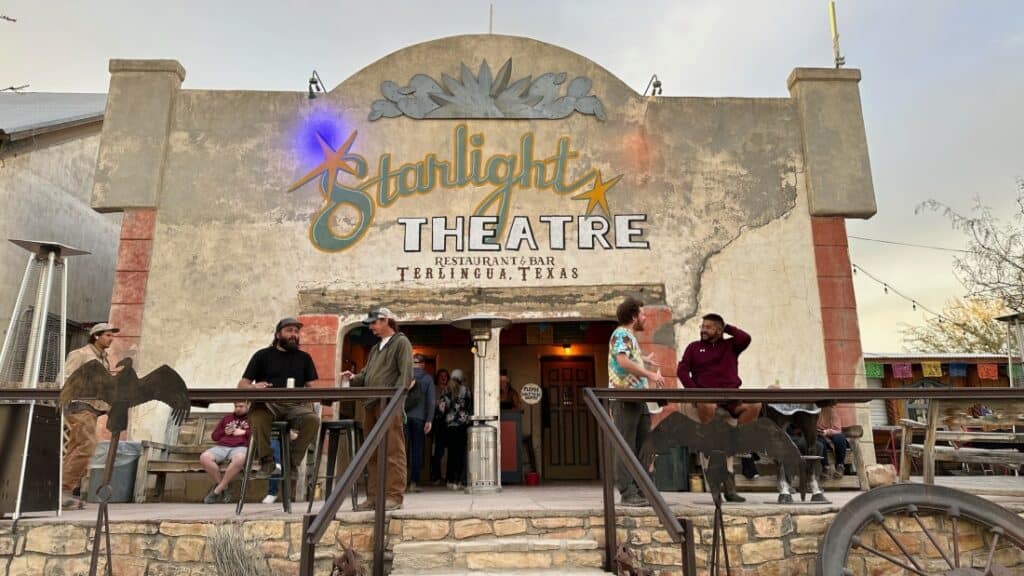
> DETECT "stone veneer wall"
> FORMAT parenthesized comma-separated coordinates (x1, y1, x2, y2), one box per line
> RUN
(4, 508, 1023, 575)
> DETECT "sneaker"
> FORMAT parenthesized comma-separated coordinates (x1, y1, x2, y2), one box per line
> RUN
(447, 483, 458, 491)
(203, 487, 220, 504)
(355, 499, 375, 511)
(262, 493, 279, 505)
(431, 478, 446, 486)
(219, 489, 233, 503)
(822, 464, 836, 480)
(407, 482, 422, 494)
(62, 491, 84, 510)
(384, 499, 402, 511)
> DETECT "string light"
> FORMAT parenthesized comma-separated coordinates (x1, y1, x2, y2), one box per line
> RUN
(850, 263, 956, 323)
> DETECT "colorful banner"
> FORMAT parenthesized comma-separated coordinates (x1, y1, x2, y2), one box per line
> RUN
(892, 363, 913, 379)
(921, 362, 943, 378)
(949, 363, 968, 378)
(864, 362, 884, 379)
(977, 363, 999, 380)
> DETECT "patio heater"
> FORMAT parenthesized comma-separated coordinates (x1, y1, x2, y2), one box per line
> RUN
(0, 240, 89, 520)
(451, 314, 510, 494)
(996, 313, 1024, 388)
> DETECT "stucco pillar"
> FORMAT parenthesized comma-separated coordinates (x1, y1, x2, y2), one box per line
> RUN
(787, 68, 876, 218)
(92, 59, 185, 211)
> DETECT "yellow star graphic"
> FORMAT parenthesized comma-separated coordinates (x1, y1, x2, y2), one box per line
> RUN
(573, 171, 622, 216)
(286, 130, 360, 197)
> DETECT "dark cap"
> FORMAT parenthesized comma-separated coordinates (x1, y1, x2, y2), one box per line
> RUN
(275, 317, 304, 333)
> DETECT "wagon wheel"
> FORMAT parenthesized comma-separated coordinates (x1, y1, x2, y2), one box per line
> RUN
(817, 484, 1024, 576)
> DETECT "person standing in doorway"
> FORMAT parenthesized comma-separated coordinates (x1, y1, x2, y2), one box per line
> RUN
(238, 318, 321, 479)
(341, 307, 413, 511)
(61, 322, 120, 509)
(676, 313, 758, 502)
(442, 369, 471, 490)
(430, 368, 451, 485)
(608, 297, 665, 507)
(405, 354, 435, 493)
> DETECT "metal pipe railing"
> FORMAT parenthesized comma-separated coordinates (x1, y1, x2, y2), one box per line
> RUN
(582, 388, 696, 575)
(300, 385, 408, 576)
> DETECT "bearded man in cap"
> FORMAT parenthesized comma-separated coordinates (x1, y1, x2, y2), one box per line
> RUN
(239, 318, 321, 477)
(340, 307, 413, 511)
(61, 322, 120, 509)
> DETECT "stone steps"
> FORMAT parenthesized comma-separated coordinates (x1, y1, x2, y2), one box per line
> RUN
(390, 537, 604, 573)
(391, 571, 610, 576)
(387, 565, 606, 569)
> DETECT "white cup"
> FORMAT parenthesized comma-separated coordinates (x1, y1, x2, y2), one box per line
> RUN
(286, 377, 295, 388)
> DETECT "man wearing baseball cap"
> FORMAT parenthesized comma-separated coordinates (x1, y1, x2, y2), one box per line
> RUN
(340, 307, 413, 510)
(238, 317, 321, 478)
(61, 322, 119, 509)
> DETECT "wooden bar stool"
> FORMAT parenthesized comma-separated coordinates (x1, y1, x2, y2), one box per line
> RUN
(306, 419, 364, 513)
(237, 421, 292, 515)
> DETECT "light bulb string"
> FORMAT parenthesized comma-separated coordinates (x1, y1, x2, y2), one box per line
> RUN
(851, 263, 952, 323)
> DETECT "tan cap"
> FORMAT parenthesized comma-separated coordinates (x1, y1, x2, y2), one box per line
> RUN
(89, 322, 119, 337)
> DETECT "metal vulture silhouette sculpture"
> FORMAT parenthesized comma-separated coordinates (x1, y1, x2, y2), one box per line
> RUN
(641, 413, 804, 576)
(59, 358, 190, 576)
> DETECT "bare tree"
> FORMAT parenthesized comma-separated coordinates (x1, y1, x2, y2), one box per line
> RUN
(917, 178, 1024, 313)
(901, 298, 1010, 354)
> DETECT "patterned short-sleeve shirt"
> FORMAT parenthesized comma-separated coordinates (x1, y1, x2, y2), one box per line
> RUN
(608, 326, 648, 389)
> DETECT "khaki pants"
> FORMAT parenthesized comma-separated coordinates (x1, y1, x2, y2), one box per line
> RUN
(363, 402, 407, 504)
(249, 402, 320, 466)
(63, 410, 98, 491)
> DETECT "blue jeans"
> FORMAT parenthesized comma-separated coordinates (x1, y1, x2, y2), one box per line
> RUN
(267, 438, 283, 496)
(430, 423, 446, 481)
(405, 417, 426, 485)
(825, 433, 849, 472)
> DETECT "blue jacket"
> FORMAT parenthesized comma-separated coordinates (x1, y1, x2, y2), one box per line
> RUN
(407, 368, 436, 422)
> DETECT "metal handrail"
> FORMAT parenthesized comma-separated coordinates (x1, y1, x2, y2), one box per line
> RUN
(299, 385, 408, 576)
(586, 386, 1023, 575)
(582, 388, 696, 575)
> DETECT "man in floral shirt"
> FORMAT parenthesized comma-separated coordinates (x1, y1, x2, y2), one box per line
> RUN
(608, 297, 665, 506)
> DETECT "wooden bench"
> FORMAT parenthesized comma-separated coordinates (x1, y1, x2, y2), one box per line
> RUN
(899, 399, 1024, 487)
(735, 425, 869, 492)
(134, 412, 229, 503)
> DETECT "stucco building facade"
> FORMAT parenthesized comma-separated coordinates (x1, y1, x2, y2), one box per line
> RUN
(89, 35, 878, 472)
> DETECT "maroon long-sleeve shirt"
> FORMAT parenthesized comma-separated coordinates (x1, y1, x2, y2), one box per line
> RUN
(676, 325, 752, 389)
(211, 413, 251, 448)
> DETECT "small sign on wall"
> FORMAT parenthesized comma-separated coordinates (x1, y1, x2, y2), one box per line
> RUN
(520, 383, 543, 405)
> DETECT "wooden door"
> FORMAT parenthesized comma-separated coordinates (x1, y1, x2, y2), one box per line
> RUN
(541, 357, 598, 480)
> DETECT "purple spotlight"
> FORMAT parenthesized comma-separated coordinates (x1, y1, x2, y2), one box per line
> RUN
(292, 107, 349, 168)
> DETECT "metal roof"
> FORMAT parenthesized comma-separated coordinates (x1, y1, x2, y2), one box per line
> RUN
(0, 92, 106, 141)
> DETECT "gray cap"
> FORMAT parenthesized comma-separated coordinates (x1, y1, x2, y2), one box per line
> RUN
(89, 322, 119, 337)
(361, 307, 395, 324)
(275, 317, 304, 333)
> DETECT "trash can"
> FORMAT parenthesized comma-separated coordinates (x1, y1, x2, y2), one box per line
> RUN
(653, 446, 690, 492)
(87, 441, 142, 503)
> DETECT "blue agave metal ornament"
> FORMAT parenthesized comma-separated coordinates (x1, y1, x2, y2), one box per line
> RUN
(369, 59, 606, 121)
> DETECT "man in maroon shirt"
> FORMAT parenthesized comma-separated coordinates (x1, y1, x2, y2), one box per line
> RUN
(676, 314, 760, 502)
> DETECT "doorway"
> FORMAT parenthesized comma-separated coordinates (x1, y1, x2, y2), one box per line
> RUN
(540, 356, 599, 480)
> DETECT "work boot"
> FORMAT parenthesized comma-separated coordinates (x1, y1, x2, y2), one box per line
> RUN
(258, 457, 281, 477)
(355, 499, 375, 511)
(723, 475, 746, 503)
(384, 499, 402, 511)
(621, 492, 647, 507)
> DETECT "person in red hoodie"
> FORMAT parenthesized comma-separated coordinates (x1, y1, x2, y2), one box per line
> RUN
(199, 401, 252, 503)
(676, 314, 759, 502)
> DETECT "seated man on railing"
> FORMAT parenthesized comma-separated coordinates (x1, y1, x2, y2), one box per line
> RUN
(237, 317, 321, 478)
(676, 313, 758, 503)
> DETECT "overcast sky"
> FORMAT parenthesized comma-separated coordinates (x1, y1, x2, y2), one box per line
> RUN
(4, 0, 1022, 352)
